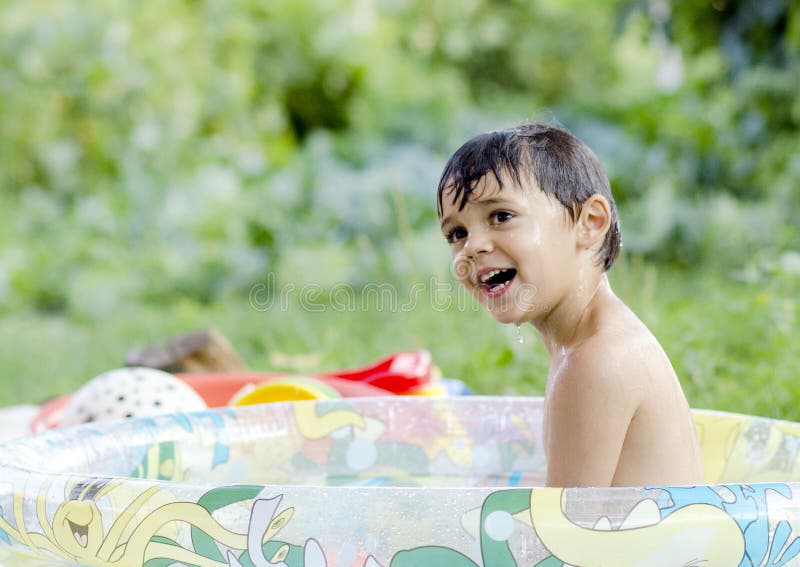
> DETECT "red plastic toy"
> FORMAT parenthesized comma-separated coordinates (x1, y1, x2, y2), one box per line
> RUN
(29, 350, 434, 433)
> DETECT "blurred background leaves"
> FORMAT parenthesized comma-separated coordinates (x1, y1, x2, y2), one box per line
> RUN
(0, 0, 797, 412)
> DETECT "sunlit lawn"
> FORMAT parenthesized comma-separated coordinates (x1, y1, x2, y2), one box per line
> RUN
(1, 255, 797, 422)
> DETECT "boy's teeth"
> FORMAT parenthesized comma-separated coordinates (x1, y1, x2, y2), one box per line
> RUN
(480, 269, 503, 283)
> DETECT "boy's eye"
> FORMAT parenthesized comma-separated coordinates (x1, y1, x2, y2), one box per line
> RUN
(446, 227, 467, 243)
(492, 211, 513, 223)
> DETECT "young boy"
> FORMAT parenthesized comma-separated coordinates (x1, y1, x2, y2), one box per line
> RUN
(437, 123, 703, 487)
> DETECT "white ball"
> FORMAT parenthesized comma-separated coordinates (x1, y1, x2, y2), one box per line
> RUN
(60, 367, 207, 426)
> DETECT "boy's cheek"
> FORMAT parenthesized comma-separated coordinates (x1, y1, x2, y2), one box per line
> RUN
(451, 254, 475, 285)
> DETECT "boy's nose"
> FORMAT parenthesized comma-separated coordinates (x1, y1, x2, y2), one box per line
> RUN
(464, 230, 493, 257)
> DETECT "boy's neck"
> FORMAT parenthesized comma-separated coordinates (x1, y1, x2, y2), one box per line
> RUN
(533, 272, 612, 357)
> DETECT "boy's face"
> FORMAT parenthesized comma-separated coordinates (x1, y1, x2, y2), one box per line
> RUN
(439, 172, 578, 325)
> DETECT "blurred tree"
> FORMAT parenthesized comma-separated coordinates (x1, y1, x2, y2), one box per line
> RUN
(0, 0, 797, 312)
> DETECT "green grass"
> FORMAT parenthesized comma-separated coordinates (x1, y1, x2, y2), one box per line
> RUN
(1, 255, 797, 422)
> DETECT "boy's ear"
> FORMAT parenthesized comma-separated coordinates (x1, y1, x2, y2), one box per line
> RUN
(576, 194, 611, 249)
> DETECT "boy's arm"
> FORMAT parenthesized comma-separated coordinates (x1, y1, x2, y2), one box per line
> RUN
(544, 349, 641, 488)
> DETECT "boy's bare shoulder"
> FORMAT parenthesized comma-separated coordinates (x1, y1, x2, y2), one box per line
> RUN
(555, 337, 645, 404)
(554, 305, 667, 402)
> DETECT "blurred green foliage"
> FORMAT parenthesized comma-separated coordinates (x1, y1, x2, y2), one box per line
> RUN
(0, 0, 798, 412)
(1, 258, 798, 419)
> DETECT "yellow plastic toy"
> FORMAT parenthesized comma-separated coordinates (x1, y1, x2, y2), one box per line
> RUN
(231, 377, 341, 405)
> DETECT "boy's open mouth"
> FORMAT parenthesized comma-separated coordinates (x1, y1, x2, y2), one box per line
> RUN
(478, 268, 517, 294)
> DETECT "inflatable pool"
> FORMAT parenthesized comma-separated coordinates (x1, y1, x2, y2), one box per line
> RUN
(1, 396, 800, 566)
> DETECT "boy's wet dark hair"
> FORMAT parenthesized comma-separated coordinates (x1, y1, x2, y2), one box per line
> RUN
(437, 123, 622, 271)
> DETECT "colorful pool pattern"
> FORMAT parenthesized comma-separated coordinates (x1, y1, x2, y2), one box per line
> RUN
(1, 397, 800, 566)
